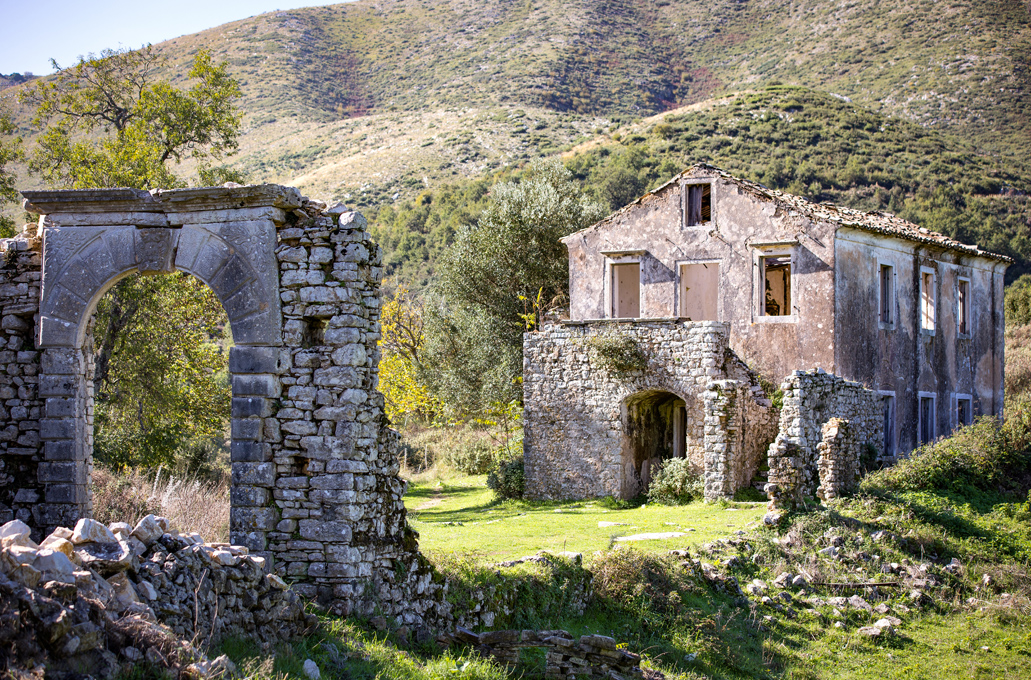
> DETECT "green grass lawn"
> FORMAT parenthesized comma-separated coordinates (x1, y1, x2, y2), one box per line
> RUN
(403, 474, 766, 559)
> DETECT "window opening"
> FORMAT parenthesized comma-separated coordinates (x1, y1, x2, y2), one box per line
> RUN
(881, 394, 896, 459)
(919, 394, 936, 444)
(686, 184, 711, 226)
(920, 269, 935, 331)
(762, 256, 791, 316)
(679, 262, 719, 321)
(956, 396, 972, 427)
(879, 264, 893, 324)
(611, 262, 640, 318)
(958, 278, 970, 335)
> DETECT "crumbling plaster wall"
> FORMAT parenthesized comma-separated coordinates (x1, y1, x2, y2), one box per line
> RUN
(523, 319, 776, 501)
(562, 168, 838, 383)
(0, 185, 447, 628)
(833, 228, 1005, 455)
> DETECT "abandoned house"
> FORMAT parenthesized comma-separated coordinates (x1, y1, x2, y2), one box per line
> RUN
(523, 163, 1009, 503)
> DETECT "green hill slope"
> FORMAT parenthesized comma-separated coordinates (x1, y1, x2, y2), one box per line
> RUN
(1, 0, 1029, 252)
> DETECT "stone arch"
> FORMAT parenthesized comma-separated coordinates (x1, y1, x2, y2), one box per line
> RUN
(38, 225, 279, 350)
(618, 388, 692, 498)
(28, 194, 284, 535)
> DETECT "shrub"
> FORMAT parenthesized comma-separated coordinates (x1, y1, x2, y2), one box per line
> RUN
(586, 332, 648, 376)
(445, 439, 497, 474)
(487, 459, 525, 499)
(647, 458, 704, 505)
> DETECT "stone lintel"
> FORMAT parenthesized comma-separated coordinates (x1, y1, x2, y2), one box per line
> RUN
(22, 184, 302, 216)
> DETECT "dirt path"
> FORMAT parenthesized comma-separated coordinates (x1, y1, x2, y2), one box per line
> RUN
(415, 488, 445, 511)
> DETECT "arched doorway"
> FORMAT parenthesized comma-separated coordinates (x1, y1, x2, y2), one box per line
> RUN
(620, 390, 694, 498)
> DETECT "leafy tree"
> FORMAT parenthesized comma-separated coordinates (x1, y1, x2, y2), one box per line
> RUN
(0, 105, 22, 237)
(421, 159, 606, 413)
(378, 284, 441, 424)
(22, 46, 243, 469)
(21, 45, 240, 189)
(92, 274, 230, 469)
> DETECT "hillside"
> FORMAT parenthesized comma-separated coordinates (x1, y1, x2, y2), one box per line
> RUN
(2, 0, 1030, 204)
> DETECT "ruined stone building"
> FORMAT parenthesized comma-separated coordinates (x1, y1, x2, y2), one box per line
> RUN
(524, 164, 1008, 503)
(0, 186, 446, 627)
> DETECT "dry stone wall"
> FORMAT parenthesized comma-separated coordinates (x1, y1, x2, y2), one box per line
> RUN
(523, 320, 776, 501)
(765, 370, 882, 511)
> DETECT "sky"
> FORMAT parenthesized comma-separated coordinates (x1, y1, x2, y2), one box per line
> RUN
(0, 0, 350, 75)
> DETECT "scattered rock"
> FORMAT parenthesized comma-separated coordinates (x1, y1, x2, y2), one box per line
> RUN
(303, 659, 321, 680)
(71, 518, 118, 545)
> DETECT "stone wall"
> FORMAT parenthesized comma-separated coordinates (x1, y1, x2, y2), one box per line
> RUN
(766, 370, 882, 510)
(523, 320, 776, 501)
(702, 379, 778, 500)
(0, 231, 44, 528)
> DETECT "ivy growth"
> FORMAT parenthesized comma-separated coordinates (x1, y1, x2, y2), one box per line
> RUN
(586, 332, 648, 376)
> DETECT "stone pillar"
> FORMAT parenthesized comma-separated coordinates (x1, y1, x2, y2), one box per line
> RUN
(37, 347, 92, 532)
(228, 346, 281, 558)
(702, 379, 739, 501)
(816, 418, 858, 501)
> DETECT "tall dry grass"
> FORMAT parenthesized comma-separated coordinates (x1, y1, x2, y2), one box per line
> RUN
(1007, 324, 1031, 401)
(91, 467, 230, 543)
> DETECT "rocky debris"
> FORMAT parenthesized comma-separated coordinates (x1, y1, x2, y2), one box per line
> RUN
(455, 628, 643, 679)
(0, 517, 314, 679)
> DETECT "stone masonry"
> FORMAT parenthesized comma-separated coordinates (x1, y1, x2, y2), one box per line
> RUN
(0, 184, 446, 629)
(765, 370, 882, 510)
(523, 320, 776, 501)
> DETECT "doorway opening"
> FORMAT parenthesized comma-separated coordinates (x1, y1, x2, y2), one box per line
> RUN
(620, 390, 691, 498)
(89, 272, 232, 542)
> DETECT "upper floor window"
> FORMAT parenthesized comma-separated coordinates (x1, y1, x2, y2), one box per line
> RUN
(761, 255, 792, 316)
(920, 268, 936, 333)
(879, 263, 894, 326)
(610, 261, 641, 318)
(685, 183, 711, 227)
(679, 261, 719, 321)
(957, 277, 970, 336)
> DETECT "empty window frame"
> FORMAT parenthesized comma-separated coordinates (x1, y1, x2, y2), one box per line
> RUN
(918, 392, 936, 445)
(920, 268, 936, 332)
(878, 391, 896, 459)
(879, 263, 894, 325)
(685, 183, 712, 227)
(761, 255, 792, 317)
(610, 261, 641, 318)
(679, 261, 719, 321)
(957, 277, 970, 336)
(954, 394, 973, 428)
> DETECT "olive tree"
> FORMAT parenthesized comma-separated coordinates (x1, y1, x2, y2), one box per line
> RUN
(421, 158, 607, 414)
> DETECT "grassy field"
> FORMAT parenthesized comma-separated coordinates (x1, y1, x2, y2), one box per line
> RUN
(403, 473, 765, 560)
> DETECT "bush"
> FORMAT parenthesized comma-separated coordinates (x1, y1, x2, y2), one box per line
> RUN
(487, 459, 526, 499)
(860, 397, 1031, 497)
(445, 439, 498, 474)
(647, 458, 704, 505)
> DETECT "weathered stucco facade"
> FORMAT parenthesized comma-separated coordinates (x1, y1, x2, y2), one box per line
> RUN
(0, 185, 446, 627)
(525, 164, 1008, 502)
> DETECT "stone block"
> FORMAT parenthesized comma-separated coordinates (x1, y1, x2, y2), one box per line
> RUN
(231, 462, 275, 486)
(38, 462, 88, 484)
(232, 374, 280, 398)
(231, 440, 271, 462)
(44, 483, 88, 505)
(37, 375, 78, 398)
(231, 311, 279, 347)
(36, 316, 77, 350)
(44, 397, 77, 419)
(229, 346, 279, 375)
(298, 520, 352, 543)
(231, 507, 278, 532)
(231, 486, 270, 507)
(231, 418, 262, 441)
(39, 419, 74, 441)
(232, 397, 271, 418)
(40, 349, 81, 375)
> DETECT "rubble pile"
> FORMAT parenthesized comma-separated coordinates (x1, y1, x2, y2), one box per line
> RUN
(0, 516, 314, 678)
(454, 628, 643, 680)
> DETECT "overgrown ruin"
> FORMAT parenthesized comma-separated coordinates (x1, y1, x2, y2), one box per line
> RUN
(0, 185, 445, 627)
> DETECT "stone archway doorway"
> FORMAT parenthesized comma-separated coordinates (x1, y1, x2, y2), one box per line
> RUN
(620, 389, 692, 498)
(24, 187, 283, 543)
